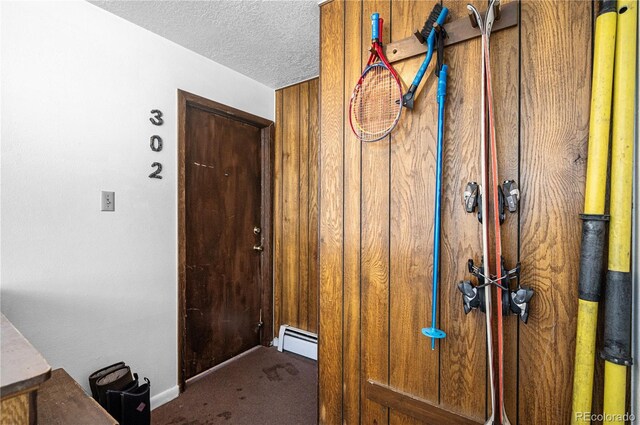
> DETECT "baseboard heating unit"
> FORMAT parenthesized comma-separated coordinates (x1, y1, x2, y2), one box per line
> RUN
(277, 325, 318, 361)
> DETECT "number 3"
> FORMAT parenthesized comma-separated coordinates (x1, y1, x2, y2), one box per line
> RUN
(150, 109, 163, 126)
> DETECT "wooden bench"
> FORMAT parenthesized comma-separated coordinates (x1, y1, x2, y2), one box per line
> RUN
(38, 369, 117, 425)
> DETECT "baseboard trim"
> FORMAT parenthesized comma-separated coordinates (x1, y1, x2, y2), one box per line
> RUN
(151, 385, 179, 410)
(185, 345, 262, 386)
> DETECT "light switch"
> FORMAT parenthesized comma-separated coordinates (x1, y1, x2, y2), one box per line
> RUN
(101, 191, 115, 211)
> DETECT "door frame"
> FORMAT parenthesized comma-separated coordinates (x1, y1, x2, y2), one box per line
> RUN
(177, 89, 274, 391)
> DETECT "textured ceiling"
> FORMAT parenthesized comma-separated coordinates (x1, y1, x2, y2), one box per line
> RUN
(89, 0, 319, 89)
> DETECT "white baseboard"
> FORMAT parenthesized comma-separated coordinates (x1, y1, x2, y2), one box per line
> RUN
(185, 345, 262, 386)
(154, 346, 265, 410)
(151, 385, 179, 410)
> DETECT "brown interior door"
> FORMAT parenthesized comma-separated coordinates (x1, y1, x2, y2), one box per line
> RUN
(184, 105, 263, 379)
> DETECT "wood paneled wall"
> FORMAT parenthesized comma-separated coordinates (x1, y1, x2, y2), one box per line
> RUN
(274, 78, 320, 336)
(319, 1, 593, 424)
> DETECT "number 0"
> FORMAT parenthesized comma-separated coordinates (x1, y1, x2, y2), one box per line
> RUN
(150, 135, 163, 152)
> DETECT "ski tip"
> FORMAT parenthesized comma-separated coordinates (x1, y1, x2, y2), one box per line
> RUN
(422, 327, 446, 339)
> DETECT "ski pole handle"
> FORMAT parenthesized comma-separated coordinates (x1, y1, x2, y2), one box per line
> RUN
(438, 64, 448, 101)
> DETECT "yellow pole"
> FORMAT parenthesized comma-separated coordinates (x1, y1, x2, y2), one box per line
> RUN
(603, 1, 637, 424)
(571, 2, 617, 423)
(584, 2, 618, 215)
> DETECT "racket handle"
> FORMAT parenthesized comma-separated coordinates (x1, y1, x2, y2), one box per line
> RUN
(371, 13, 379, 41)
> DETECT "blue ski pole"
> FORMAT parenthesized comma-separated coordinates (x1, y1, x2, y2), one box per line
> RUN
(422, 64, 448, 350)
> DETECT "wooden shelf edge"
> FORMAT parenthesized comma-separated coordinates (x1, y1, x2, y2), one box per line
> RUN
(0, 370, 52, 401)
(365, 380, 483, 425)
(38, 369, 117, 425)
(1, 314, 52, 399)
(383, 2, 518, 65)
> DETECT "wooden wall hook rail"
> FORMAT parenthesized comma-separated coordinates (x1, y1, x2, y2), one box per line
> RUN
(383, 2, 518, 65)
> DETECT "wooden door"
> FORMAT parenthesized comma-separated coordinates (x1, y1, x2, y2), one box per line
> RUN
(183, 101, 267, 380)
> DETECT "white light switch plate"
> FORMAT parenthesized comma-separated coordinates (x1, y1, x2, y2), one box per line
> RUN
(101, 191, 115, 211)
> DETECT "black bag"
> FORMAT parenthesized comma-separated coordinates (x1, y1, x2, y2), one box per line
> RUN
(107, 377, 151, 425)
(95, 365, 135, 408)
(88, 361, 125, 400)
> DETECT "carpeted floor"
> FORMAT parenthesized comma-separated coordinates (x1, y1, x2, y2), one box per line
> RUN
(152, 346, 317, 425)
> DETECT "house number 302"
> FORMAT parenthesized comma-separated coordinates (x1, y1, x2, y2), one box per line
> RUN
(149, 109, 163, 179)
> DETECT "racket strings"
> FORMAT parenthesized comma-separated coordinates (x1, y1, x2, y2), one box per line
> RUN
(351, 64, 402, 142)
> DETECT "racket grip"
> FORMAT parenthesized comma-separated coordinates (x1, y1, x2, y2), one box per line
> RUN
(371, 13, 379, 41)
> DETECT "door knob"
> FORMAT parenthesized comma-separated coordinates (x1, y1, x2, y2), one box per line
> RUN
(253, 244, 264, 252)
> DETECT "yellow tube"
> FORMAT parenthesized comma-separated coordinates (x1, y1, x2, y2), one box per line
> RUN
(571, 3, 617, 424)
(603, 362, 628, 425)
(603, 1, 637, 424)
(608, 0, 637, 274)
(584, 8, 618, 214)
(571, 300, 599, 424)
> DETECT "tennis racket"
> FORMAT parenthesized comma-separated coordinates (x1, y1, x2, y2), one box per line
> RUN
(349, 13, 403, 142)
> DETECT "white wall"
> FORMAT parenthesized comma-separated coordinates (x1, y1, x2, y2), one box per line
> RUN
(0, 0, 274, 406)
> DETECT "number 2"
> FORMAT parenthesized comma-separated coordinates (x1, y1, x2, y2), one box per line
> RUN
(149, 162, 163, 179)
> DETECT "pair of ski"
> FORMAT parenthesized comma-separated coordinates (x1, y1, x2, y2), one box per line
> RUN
(456, 1, 534, 424)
